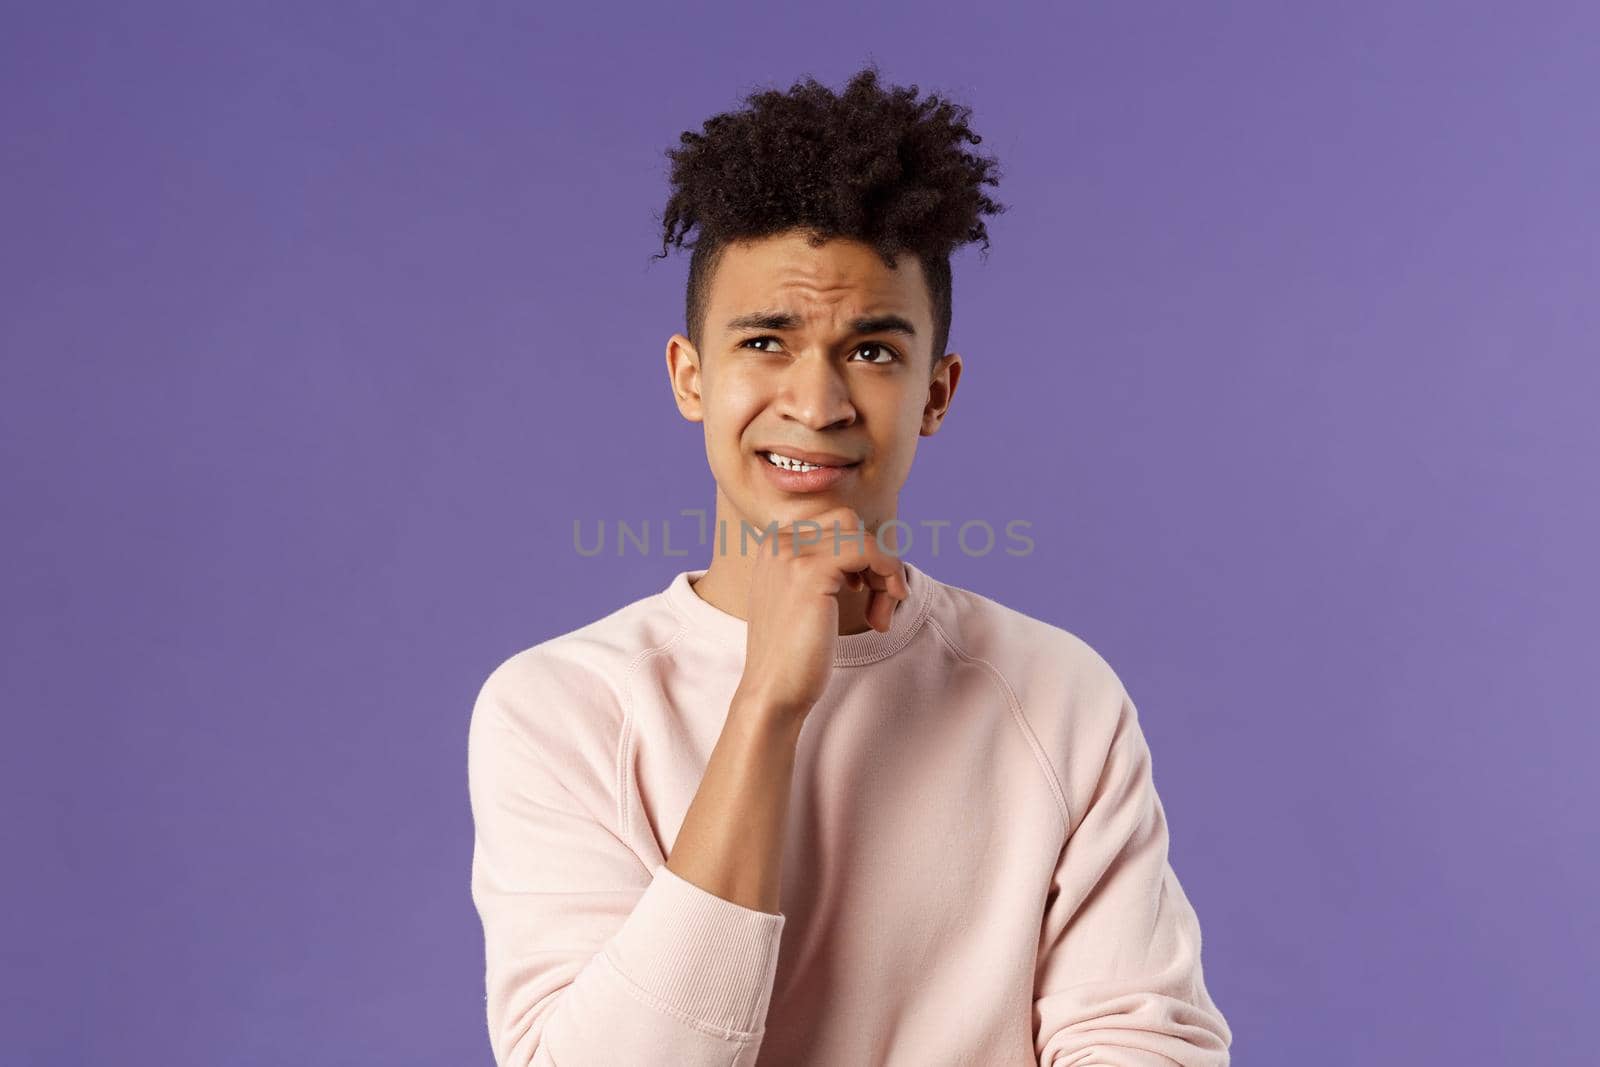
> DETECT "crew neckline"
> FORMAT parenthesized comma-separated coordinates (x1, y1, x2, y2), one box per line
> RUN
(662, 558, 936, 666)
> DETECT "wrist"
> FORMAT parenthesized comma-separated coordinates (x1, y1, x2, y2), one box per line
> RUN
(730, 686, 811, 731)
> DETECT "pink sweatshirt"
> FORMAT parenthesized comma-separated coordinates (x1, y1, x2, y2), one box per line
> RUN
(466, 559, 1232, 1065)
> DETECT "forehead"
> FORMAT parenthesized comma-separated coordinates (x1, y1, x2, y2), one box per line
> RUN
(708, 232, 927, 327)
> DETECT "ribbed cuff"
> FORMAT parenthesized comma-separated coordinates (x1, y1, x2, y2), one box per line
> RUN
(603, 863, 787, 1036)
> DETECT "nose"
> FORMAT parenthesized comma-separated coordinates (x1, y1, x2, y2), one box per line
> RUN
(776, 352, 857, 431)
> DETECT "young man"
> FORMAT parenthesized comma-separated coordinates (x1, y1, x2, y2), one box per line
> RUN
(467, 66, 1232, 1066)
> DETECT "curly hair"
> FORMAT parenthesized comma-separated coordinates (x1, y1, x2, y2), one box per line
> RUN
(651, 64, 1007, 375)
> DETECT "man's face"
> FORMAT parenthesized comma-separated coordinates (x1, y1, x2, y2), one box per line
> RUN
(667, 228, 960, 539)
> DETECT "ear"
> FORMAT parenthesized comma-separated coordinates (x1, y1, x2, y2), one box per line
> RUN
(666, 334, 705, 422)
(920, 352, 962, 435)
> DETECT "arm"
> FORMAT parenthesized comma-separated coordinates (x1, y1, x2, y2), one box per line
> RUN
(467, 669, 790, 1067)
(1033, 691, 1232, 1066)
(668, 691, 804, 913)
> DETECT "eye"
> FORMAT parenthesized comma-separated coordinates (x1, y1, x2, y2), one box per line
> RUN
(851, 342, 899, 365)
(736, 337, 899, 364)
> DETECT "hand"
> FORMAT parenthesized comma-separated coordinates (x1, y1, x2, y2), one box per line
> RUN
(735, 505, 909, 722)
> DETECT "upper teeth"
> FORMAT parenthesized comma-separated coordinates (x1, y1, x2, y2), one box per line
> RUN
(766, 451, 830, 472)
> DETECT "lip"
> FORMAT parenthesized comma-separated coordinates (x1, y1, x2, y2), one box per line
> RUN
(755, 449, 860, 493)
(754, 446, 862, 467)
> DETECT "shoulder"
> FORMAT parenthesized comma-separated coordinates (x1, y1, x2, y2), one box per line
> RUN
(923, 573, 1127, 717)
(468, 583, 688, 771)
(922, 572, 1135, 823)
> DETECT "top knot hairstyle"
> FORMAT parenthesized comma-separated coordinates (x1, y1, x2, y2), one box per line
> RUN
(652, 65, 1008, 375)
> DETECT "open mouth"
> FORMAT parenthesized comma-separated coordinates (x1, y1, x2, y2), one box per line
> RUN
(755, 449, 862, 493)
(758, 450, 861, 473)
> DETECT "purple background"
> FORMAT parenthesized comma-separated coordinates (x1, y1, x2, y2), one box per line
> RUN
(4, 3, 1595, 1064)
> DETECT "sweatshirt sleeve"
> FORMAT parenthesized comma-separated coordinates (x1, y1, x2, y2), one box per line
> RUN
(467, 663, 786, 1067)
(1032, 689, 1232, 1066)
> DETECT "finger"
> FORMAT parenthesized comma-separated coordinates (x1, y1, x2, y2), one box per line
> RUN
(867, 581, 897, 631)
(866, 561, 909, 630)
(837, 544, 907, 613)
(811, 509, 908, 610)
(859, 547, 908, 604)
(815, 508, 891, 573)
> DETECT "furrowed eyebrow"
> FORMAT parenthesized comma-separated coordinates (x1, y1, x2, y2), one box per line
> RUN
(725, 309, 917, 338)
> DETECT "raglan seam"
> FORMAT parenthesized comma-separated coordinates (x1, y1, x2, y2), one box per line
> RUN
(481, 684, 645, 866)
(923, 614, 1072, 837)
(617, 614, 692, 838)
